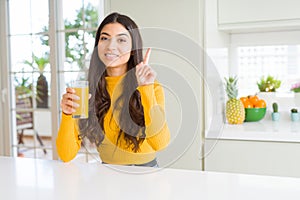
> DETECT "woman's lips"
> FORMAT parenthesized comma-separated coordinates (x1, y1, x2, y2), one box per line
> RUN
(104, 53, 119, 60)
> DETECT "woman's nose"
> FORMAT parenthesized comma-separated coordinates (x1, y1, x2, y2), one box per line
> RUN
(107, 38, 117, 50)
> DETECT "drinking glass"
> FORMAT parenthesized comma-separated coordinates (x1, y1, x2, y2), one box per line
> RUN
(72, 81, 89, 119)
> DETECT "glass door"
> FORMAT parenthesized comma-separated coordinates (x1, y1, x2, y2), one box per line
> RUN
(7, 0, 104, 161)
(8, 0, 52, 159)
(6, 0, 104, 161)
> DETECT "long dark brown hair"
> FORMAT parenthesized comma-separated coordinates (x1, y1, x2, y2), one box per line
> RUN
(78, 12, 145, 152)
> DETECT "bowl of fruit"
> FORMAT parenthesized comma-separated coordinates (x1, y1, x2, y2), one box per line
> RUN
(240, 95, 267, 122)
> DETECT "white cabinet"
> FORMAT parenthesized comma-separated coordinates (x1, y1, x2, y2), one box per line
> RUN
(205, 139, 300, 178)
(218, 0, 300, 32)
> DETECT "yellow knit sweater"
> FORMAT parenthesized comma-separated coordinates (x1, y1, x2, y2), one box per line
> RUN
(56, 75, 170, 165)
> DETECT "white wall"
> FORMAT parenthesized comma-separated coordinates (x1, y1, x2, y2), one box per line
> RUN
(105, 0, 204, 170)
(203, 0, 230, 157)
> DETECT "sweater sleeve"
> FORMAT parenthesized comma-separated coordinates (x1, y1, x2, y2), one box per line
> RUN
(137, 81, 170, 151)
(56, 113, 81, 162)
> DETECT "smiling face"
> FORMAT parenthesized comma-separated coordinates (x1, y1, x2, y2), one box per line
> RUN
(97, 23, 132, 75)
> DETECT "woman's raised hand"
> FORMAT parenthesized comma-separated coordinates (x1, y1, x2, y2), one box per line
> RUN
(136, 48, 157, 86)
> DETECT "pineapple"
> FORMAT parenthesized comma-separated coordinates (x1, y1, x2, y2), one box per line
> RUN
(224, 76, 245, 124)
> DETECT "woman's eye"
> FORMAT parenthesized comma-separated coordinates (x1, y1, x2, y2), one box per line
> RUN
(118, 38, 127, 43)
(100, 37, 108, 41)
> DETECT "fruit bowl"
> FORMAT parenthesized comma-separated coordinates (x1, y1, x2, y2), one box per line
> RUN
(244, 107, 266, 122)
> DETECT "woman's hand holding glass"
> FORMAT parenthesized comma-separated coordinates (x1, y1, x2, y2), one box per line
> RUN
(60, 81, 91, 118)
(61, 88, 80, 115)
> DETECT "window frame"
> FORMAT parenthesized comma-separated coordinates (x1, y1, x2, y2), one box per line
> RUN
(0, 0, 12, 156)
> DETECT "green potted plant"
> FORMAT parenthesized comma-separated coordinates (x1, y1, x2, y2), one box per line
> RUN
(271, 102, 280, 121)
(14, 76, 33, 130)
(257, 75, 281, 112)
(24, 54, 49, 108)
(291, 108, 299, 122)
(257, 75, 281, 92)
(14, 76, 32, 98)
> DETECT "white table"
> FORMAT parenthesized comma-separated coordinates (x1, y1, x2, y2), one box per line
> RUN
(1, 156, 300, 200)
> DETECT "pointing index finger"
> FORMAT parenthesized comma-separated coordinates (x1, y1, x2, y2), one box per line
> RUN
(143, 48, 151, 65)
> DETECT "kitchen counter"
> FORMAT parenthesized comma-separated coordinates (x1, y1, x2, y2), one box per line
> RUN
(206, 115, 300, 143)
(1, 156, 300, 200)
(205, 113, 300, 177)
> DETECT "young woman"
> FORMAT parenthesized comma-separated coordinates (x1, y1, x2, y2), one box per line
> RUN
(56, 12, 170, 167)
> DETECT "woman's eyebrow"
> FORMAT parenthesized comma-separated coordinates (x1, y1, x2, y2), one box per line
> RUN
(100, 32, 129, 37)
(100, 32, 110, 36)
(117, 33, 130, 38)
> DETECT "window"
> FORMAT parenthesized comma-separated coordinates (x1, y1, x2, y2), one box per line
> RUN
(7, 0, 104, 161)
(237, 45, 300, 95)
(230, 31, 300, 97)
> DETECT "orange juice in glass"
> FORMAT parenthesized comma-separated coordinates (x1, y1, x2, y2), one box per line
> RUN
(72, 81, 89, 119)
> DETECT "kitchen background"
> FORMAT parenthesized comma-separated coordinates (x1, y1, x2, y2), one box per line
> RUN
(1, 0, 300, 177)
